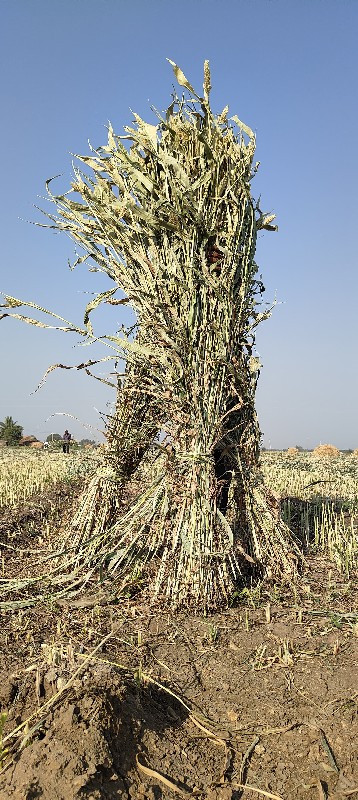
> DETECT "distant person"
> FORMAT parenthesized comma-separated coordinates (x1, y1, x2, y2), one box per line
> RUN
(63, 429, 71, 454)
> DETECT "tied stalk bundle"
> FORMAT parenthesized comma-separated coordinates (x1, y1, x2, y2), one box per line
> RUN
(0, 61, 299, 609)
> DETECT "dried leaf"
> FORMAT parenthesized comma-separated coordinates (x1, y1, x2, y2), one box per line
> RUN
(167, 59, 200, 98)
(230, 114, 255, 140)
(84, 288, 118, 335)
(136, 754, 190, 796)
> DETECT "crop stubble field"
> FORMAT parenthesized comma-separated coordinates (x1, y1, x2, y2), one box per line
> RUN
(0, 449, 357, 800)
(0, 448, 97, 508)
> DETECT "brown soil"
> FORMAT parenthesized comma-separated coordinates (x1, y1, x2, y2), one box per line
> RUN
(0, 492, 357, 799)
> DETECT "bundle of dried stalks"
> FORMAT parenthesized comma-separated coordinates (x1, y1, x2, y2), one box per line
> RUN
(0, 61, 299, 609)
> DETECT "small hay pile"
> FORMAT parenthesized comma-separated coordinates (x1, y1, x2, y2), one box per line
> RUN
(0, 61, 299, 610)
(286, 447, 299, 456)
(313, 444, 340, 458)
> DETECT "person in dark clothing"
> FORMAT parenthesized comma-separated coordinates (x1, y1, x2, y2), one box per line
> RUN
(63, 429, 71, 454)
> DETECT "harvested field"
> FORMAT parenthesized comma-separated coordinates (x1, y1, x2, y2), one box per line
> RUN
(0, 448, 97, 509)
(0, 451, 357, 799)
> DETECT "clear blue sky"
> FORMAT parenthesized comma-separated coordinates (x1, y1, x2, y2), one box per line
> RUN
(0, 0, 357, 447)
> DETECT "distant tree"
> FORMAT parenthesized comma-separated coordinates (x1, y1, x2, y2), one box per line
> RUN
(0, 416, 23, 446)
(79, 438, 96, 446)
(46, 434, 62, 442)
(295, 445, 304, 452)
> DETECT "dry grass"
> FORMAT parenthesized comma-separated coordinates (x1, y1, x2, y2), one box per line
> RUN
(313, 444, 340, 458)
(262, 451, 358, 576)
(0, 449, 95, 508)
